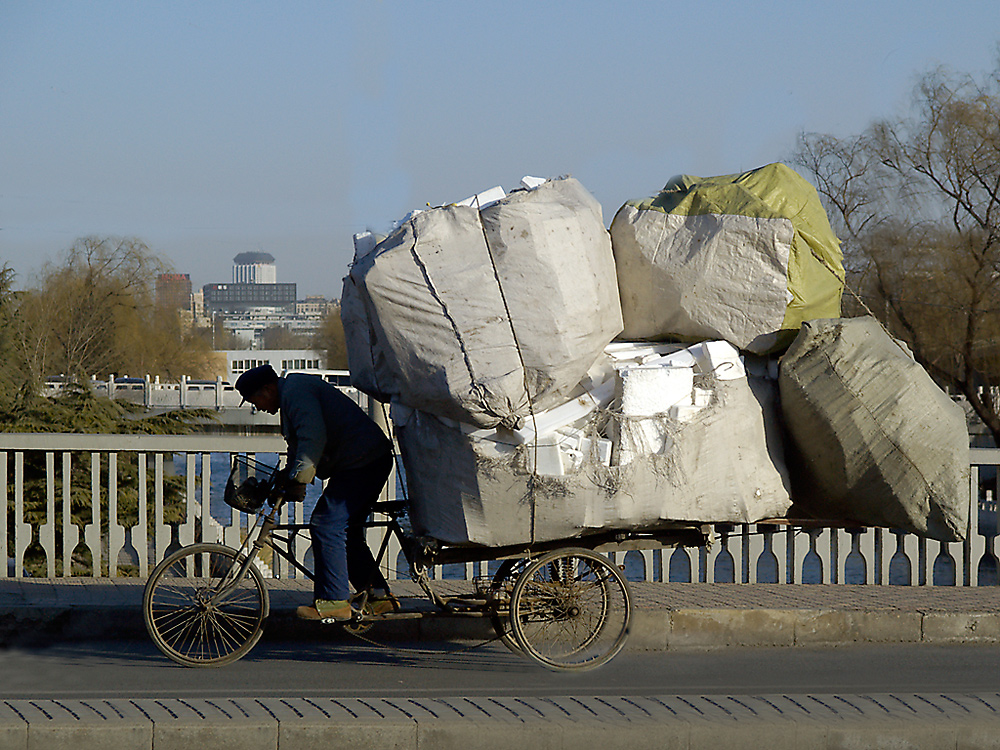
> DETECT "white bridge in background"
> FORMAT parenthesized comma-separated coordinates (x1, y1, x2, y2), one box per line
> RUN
(42, 371, 356, 427)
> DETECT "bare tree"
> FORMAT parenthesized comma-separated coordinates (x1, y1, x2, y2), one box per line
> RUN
(794, 58, 1000, 443)
(261, 325, 312, 351)
(13, 236, 215, 384)
(311, 302, 348, 369)
(0, 265, 30, 412)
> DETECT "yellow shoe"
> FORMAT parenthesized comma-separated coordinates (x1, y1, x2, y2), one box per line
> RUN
(296, 599, 354, 621)
(349, 590, 401, 616)
(365, 593, 400, 616)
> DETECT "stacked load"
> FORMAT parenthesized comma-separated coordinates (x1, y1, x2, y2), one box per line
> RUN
(779, 317, 968, 541)
(394, 340, 792, 546)
(342, 165, 970, 547)
(341, 176, 622, 430)
(609, 163, 844, 353)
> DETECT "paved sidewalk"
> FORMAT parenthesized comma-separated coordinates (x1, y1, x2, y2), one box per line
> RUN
(3, 577, 1000, 649)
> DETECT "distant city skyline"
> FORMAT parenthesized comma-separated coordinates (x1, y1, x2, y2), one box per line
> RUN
(3, 2, 998, 297)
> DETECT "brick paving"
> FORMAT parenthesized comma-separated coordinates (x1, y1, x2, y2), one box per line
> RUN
(4, 577, 1000, 613)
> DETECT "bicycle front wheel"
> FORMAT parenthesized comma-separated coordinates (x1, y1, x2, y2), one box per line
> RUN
(143, 542, 269, 667)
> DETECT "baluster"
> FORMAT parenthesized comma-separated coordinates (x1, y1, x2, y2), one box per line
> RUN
(967, 466, 983, 586)
(648, 547, 661, 582)
(85, 453, 102, 577)
(135, 454, 149, 578)
(833, 528, 850, 584)
(731, 525, 745, 583)
(154, 454, 170, 563)
(923, 537, 934, 585)
(919, 536, 931, 585)
(771, 526, 789, 584)
(858, 527, 876, 585)
(199, 452, 214, 544)
(697, 542, 709, 583)
(747, 524, 765, 583)
(901, 532, 920, 585)
(641, 548, 655, 582)
(108, 453, 126, 577)
(13, 453, 32, 577)
(815, 527, 832, 583)
(40, 452, 55, 577)
(179, 454, 196, 547)
(726, 527, 737, 583)
(877, 528, 892, 584)
(789, 525, 806, 583)
(62, 453, 78, 577)
(914, 535, 926, 585)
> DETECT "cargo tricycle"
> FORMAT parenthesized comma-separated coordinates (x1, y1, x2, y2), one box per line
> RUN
(142, 454, 708, 671)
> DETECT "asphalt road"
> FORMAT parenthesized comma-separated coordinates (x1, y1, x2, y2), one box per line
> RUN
(1, 638, 999, 700)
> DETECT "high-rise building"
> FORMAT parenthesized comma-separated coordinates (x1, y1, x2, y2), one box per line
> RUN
(203, 282, 297, 313)
(203, 252, 296, 314)
(232, 252, 277, 284)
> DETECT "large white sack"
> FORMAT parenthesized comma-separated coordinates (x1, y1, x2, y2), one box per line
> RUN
(341, 177, 622, 429)
(396, 359, 791, 547)
(343, 206, 528, 428)
(478, 176, 623, 405)
(779, 317, 969, 541)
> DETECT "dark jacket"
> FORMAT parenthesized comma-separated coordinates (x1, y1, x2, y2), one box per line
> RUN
(279, 373, 391, 484)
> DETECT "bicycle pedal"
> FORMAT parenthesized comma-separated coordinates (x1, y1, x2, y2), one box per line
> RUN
(321, 615, 365, 626)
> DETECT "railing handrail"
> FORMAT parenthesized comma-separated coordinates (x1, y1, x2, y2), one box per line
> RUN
(0, 432, 285, 452)
(3, 434, 991, 457)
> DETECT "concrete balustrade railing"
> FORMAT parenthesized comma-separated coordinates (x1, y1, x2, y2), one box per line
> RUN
(2, 431, 998, 586)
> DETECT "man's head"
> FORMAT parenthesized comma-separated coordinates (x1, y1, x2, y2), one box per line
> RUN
(234, 364, 280, 414)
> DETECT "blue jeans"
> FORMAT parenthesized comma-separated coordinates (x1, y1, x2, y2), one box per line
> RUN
(309, 451, 393, 602)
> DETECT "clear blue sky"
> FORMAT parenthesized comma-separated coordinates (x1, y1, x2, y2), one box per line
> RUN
(2, 1, 997, 297)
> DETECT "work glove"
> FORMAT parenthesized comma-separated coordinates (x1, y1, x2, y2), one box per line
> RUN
(284, 481, 308, 503)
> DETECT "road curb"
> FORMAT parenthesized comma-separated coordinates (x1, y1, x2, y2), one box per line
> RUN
(4, 604, 1000, 650)
(2, 694, 1000, 750)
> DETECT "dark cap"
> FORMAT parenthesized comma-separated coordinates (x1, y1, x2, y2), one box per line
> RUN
(234, 364, 279, 403)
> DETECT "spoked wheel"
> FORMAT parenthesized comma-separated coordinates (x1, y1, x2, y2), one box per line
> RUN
(143, 542, 269, 667)
(509, 548, 631, 671)
(487, 559, 529, 653)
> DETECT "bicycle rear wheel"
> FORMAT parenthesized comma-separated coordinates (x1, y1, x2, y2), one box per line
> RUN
(509, 548, 631, 671)
(143, 542, 269, 667)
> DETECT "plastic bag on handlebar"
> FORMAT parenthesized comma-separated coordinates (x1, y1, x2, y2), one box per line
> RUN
(224, 455, 280, 513)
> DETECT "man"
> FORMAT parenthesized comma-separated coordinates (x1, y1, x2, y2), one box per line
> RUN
(235, 364, 398, 621)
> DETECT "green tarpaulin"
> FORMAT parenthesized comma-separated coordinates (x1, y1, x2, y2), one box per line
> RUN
(610, 162, 844, 354)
